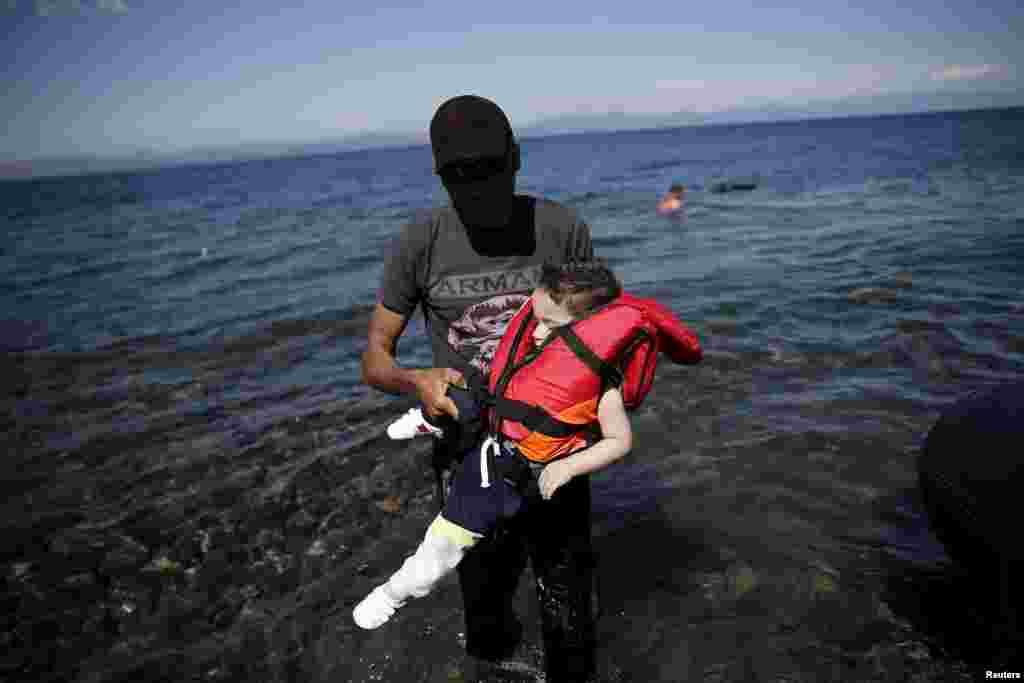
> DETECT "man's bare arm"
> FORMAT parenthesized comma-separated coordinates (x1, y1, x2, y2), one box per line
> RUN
(361, 304, 419, 395)
(361, 304, 462, 418)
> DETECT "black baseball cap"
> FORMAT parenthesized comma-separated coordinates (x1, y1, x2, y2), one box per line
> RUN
(429, 95, 514, 171)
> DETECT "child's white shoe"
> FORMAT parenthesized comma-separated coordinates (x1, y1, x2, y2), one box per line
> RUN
(353, 522, 468, 630)
(353, 584, 405, 629)
(387, 408, 443, 440)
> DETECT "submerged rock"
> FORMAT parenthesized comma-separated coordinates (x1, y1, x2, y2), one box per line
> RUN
(4, 327, 1002, 681)
(374, 496, 403, 514)
(848, 287, 899, 304)
(704, 319, 741, 336)
(893, 272, 913, 289)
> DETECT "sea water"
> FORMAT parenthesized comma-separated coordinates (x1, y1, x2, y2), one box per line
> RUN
(3, 107, 1023, 681)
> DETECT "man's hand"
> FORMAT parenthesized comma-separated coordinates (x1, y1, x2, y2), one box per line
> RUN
(414, 368, 465, 420)
(362, 306, 466, 419)
(538, 459, 576, 500)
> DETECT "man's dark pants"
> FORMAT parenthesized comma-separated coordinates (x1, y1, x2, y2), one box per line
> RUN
(432, 437, 596, 682)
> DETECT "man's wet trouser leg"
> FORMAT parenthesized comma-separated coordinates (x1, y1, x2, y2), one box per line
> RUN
(441, 436, 597, 680)
(525, 473, 596, 683)
(435, 438, 527, 663)
(457, 519, 528, 661)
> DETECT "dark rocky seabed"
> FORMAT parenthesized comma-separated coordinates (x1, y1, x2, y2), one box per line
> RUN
(4, 311, 1023, 683)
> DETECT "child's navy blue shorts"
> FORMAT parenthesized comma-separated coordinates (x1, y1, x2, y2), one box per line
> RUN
(440, 439, 540, 537)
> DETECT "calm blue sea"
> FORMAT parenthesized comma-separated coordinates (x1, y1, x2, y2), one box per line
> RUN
(4, 107, 1024, 417)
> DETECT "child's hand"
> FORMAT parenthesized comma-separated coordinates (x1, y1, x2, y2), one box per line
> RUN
(538, 459, 576, 500)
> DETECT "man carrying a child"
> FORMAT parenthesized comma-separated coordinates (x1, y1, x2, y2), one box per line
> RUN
(361, 94, 597, 681)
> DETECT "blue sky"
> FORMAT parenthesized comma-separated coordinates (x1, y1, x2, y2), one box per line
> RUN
(3, 0, 1021, 159)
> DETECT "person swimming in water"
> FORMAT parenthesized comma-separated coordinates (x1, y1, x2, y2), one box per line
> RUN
(657, 183, 685, 215)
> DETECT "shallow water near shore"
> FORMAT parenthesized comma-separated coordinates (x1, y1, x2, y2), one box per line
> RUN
(4, 107, 1024, 681)
(4, 343, 1019, 682)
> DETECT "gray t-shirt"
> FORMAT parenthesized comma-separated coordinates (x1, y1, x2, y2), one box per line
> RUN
(379, 194, 593, 384)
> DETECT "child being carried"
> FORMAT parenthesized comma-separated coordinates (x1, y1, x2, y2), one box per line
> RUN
(354, 260, 702, 629)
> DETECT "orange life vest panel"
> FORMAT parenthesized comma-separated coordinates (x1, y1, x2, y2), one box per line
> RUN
(487, 293, 702, 463)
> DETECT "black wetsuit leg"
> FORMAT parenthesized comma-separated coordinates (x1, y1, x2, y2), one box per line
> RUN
(523, 473, 596, 683)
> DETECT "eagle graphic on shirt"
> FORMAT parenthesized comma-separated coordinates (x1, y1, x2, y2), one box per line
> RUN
(447, 293, 530, 375)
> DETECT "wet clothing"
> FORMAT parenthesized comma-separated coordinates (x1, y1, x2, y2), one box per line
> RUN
(456, 460, 597, 681)
(378, 195, 596, 681)
(421, 387, 540, 536)
(439, 438, 541, 539)
(428, 390, 601, 682)
(427, 395, 598, 681)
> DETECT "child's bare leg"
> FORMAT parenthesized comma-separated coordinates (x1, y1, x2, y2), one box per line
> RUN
(353, 515, 480, 629)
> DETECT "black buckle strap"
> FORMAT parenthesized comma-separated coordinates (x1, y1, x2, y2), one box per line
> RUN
(491, 395, 586, 438)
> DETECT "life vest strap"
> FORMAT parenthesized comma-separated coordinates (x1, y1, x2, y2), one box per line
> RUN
(468, 357, 593, 440)
(553, 325, 624, 389)
(485, 316, 623, 441)
(491, 395, 593, 438)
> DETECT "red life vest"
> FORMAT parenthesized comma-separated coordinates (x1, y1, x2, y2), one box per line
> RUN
(487, 293, 702, 463)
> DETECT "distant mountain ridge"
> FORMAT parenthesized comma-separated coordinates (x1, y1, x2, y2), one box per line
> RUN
(520, 89, 1024, 135)
(6, 89, 1023, 181)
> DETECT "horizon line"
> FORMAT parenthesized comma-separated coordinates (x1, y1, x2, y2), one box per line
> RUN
(4, 101, 1023, 182)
